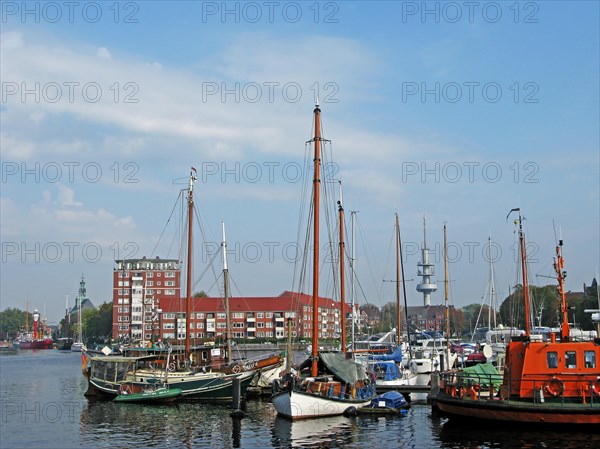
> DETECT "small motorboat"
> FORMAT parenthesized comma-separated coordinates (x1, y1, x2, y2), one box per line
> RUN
(113, 383, 182, 404)
(357, 391, 410, 415)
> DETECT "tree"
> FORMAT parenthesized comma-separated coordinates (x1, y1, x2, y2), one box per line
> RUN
(81, 302, 113, 344)
(499, 284, 559, 329)
(193, 291, 208, 298)
(0, 308, 32, 339)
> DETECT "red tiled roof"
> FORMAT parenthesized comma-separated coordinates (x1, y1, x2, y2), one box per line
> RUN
(158, 291, 352, 313)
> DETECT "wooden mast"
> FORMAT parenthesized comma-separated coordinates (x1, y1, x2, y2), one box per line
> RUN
(554, 239, 570, 342)
(338, 182, 346, 353)
(222, 222, 233, 361)
(395, 212, 402, 345)
(185, 168, 197, 360)
(311, 102, 322, 377)
(509, 208, 532, 336)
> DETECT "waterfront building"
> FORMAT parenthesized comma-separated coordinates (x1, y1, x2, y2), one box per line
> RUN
(111, 256, 352, 342)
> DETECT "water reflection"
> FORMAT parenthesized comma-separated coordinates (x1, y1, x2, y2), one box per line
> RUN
(80, 400, 236, 448)
(272, 415, 358, 448)
(437, 419, 600, 449)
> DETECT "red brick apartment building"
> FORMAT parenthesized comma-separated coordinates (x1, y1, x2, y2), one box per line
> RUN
(112, 257, 352, 342)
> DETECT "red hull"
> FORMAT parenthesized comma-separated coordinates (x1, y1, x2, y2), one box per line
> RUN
(19, 339, 54, 350)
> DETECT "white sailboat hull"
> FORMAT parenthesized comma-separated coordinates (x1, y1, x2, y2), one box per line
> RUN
(272, 389, 371, 420)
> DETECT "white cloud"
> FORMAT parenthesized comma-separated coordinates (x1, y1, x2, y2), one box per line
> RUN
(57, 185, 82, 207)
(96, 47, 111, 60)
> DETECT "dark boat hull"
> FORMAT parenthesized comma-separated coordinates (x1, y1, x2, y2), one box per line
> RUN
(436, 394, 600, 425)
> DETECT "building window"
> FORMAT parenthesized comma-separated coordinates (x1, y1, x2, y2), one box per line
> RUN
(196, 313, 204, 319)
(257, 312, 264, 318)
(163, 323, 175, 329)
(165, 281, 175, 287)
(257, 322, 264, 328)
(266, 322, 273, 328)
(266, 312, 273, 318)
(232, 312, 244, 319)
(164, 313, 175, 319)
(198, 323, 204, 329)
(165, 289, 176, 295)
(233, 322, 244, 328)
(147, 272, 153, 278)
(217, 312, 226, 319)
(165, 272, 175, 278)
(217, 322, 226, 329)
(147, 281, 153, 286)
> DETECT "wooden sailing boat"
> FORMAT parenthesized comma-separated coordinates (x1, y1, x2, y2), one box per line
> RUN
(435, 209, 600, 425)
(85, 169, 255, 400)
(271, 103, 376, 419)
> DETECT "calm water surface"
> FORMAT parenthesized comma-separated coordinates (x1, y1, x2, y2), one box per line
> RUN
(1, 350, 598, 449)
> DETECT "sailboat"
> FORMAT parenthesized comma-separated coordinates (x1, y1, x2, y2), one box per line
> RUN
(359, 213, 418, 392)
(85, 169, 256, 400)
(218, 222, 285, 385)
(57, 295, 74, 351)
(271, 103, 376, 419)
(435, 209, 600, 425)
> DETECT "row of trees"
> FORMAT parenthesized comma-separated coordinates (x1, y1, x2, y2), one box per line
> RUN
(0, 303, 113, 344)
(360, 280, 599, 337)
(0, 308, 33, 339)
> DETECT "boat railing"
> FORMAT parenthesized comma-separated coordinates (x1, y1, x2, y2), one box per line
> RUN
(440, 371, 600, 407)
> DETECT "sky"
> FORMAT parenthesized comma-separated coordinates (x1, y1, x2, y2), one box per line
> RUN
(1, 1, 599, 325)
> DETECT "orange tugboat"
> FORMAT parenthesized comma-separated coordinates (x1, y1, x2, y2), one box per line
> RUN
(435, 209, 600, 426)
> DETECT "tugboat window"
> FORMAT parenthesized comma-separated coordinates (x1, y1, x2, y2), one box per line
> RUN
(547, 351, 558, 368)
(565, 351, 577, 369)
(584, 351, 596, 368)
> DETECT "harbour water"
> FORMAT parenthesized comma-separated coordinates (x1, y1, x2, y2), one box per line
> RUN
(1, 350, 599, 449)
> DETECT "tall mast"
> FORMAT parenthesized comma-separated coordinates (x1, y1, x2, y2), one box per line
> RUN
(395, 212, 402, 344)
(443, 224, 450, 357)
(508, 208, 532, 336)
(222, 222, 233, 361)
(554, 238, 570, 341)
(311, 102, 322, 377)
(338, 181, 346, 353)
(397, 218, 413, 359)
(185, 168, 197, 359)
(350, 210, 357, 351)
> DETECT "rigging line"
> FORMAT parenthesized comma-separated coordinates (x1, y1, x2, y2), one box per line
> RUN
(355, 213, 383, 304)
(150, 189, 184, 258)
(193, 202, 222, 295)
(290, 141, 313, 299)
(379, 221, 396, 301)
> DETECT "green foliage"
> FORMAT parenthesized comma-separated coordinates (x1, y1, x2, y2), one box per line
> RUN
(0, 308, 33, 339)
(193, 291, 208, 298)
(80, 302, 113, 344)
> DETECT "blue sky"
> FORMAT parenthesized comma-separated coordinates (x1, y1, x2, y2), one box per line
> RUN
(1, 1, 599, 324)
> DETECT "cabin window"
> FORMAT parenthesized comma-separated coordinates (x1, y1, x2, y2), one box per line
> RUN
(92, 361, 106, 379)
(584, 351, 596, 368)
(106, 363, 116, 382)
(546, 351, 558, 368)
(565, 351, 577, 369)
